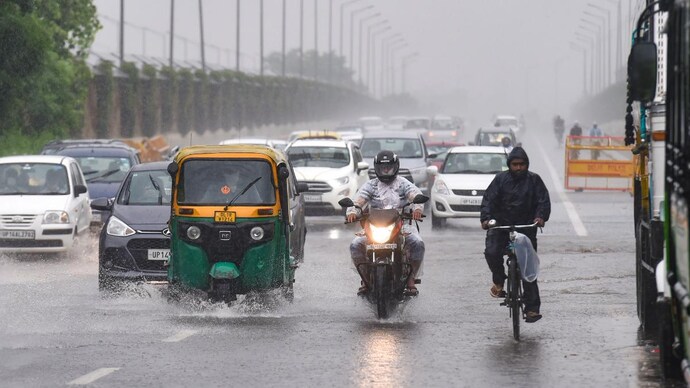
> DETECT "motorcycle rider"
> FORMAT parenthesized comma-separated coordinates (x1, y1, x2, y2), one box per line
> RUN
(346, 150, 425, 296)
(553, 115, 565, 144)
(480, 146, 551, 323)
(569, 121, 583, 159)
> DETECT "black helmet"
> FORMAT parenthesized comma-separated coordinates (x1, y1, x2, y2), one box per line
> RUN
(374, 150, 399, 183)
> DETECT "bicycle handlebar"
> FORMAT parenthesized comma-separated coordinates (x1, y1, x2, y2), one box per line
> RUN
(488, 221, 539, 230)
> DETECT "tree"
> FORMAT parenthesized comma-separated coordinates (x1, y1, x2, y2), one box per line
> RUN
(0, 0, 100, 155)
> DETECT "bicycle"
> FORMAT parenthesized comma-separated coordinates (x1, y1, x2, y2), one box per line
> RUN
(488, 220, 539, 341)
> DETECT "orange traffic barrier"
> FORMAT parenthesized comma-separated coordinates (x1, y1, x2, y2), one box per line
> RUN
(564, 135, 634, 191)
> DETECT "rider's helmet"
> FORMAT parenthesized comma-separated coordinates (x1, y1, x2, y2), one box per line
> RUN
(373, 150, 399, 183)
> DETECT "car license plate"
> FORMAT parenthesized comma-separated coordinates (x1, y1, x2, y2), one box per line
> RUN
(303, 194, 322, 203)
(148, 249, 171, 261)
(0, 230, 35, 239)
(460, 197, 482, 205)
(366, 243, 397, 250)
(214, 211, 236, 223)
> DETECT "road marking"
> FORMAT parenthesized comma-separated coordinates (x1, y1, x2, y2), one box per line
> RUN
(67, 368, 119, 385)
(162, 329, 198, 343)
(534, 140, 588, 237)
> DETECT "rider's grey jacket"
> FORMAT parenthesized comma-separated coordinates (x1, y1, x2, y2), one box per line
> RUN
(346, 176, 423, 218)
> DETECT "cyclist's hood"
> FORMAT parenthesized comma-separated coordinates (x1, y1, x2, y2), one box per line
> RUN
(506, 146, 529, 169)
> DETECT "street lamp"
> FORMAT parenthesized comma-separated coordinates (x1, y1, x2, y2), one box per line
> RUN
(388, 42, 408, 95)
(358, 13, 381, 85)
(349, 5, 374, 70)
(600, 0, 622, 79)
(368, 24, 390, 93)
(582, 12, 607, 86)
(379, 34, 403, 97)
(401, 52, 418, 95)
(339, 0, 362, 59)
(235, 0, 240, 71)
(169, 0, 175, 67)
(199, 0, 206, 73)
(585, 7, 610, 85)
(579, 21, 602, 92)
(575, 31, 596, 94)
(569, 42, 589, 96)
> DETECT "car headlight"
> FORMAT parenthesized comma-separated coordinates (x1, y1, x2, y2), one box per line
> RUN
(370, 224, 394, 243)
(106, 216, 136, 236)
(433, 179, 451, 195)
(250, 226, 264, 241)
(187, 225, 201, 240)
(43, 211, 70, 224)
(332, 176, 350, 186)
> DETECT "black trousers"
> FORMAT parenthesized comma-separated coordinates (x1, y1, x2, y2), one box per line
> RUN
(484, 229, 541, 313)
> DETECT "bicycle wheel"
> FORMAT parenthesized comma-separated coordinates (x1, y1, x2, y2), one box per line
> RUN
(508, 256, 521, 341)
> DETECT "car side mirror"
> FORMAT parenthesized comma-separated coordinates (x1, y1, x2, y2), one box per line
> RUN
(427, 153, 438, 159)
(296, 182, 309, 194)
(73, 184, 87, 197)
(90, 197, 113, 211)
(356, 161, 369, 173)
(427, 165, 438, 176)
(338, 197, 355, 208)
(628, 40, 658, 102)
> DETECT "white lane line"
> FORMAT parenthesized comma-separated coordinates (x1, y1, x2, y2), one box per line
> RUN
(67, 367, 119, 385)
(534, 140, 588, 237)
(162, 329, 198, 343)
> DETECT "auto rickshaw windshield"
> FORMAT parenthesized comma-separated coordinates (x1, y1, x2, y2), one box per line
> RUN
(177, 159, 276, 205)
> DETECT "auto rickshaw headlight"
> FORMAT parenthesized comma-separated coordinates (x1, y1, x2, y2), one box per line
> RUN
(187, 225, 201, 240)
(250, 226, 264, 241)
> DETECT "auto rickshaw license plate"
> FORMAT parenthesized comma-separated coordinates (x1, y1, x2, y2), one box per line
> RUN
(214, 211, 236, 223)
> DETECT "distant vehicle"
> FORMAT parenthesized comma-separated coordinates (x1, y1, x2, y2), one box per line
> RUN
(430, 146, 508, 228)
(357, 116, 385, 132)
(494, 115, 521, 133)
(287, 130, 342, 143)
(333, 124, 364, 143)
(425, 115, 462, 142)
(0, 155, 92, 253)
(403, 116, 431, 132)
(219, 137, 287, 150)
(473, 126, 518, 149)
(359, 130, 436, 193)
(285, 139, 369, 215)
(41, 141, 141, 224)
(43, 141, 141, 224)
(426, 141, 465, 170)
(386, 116, 408, 130)
(90, 161, 172, 290)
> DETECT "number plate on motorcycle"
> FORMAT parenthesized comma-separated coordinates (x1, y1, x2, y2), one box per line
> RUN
(214, 211, 236, 223)
(366, 243, 397, 250)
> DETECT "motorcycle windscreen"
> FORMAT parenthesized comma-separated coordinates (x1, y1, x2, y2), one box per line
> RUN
(368, 208, 399, 227)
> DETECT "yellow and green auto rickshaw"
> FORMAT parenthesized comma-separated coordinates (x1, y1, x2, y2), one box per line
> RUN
(166, 145, 307, 303)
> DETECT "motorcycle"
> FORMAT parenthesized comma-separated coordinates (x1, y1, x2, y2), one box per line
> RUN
(338, 194, 429, 319)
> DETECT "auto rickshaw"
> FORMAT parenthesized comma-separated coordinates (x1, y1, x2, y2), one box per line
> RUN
(166, 145, 306, 303)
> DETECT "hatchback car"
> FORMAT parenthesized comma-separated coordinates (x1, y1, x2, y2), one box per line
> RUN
(285, 139, 368, 215)
(430, 146, 508, 228)
(0, 155, 92, 253)
(473, 126, 518, 148)
(360, 131, 436, 193)
(42, 141, 141, 224)
(90, 161, 172, 290)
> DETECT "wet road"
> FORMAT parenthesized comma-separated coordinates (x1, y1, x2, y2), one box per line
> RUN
(0, 129, 676, 387)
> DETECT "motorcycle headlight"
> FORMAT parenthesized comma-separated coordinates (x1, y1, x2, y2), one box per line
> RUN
(370, 224, 394, 243)
(433, 179, 450, 195)
(187, 225, 201, 240)
(250, 226, 264, 241)
(106, 216, 136, 236)
(43, 211, 70, 224)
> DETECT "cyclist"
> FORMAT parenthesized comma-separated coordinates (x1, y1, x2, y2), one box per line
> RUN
(480, 147, 551, 323)
(553, 115, 565, 145)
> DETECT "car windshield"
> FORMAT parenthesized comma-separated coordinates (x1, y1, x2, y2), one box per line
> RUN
(178, 159, 276, 206)
(0, 163, 69, 195)
(74, 156, 131, 183)
(360, 138, 423, 158)
(427, 145, 455, 156)
(119, 170, 172, 205)
(287, 146, 350, 168)
(442, 153, 507, 174)
(432, 119, 454, 129)
(478, 132, 513, 146)
(404, 119, 430, 129)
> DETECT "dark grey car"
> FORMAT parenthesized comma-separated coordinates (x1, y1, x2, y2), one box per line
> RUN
(90, 162, 171, 290)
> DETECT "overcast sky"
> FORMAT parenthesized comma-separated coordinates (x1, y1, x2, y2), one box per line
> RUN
(91, 0, 648, 125)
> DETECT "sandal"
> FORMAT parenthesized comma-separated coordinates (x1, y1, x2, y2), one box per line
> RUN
(403, 286, 419, 297)
(357, 283, 368, 296)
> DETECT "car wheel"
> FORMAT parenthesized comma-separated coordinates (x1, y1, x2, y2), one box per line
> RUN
(431, 212, 447, 229)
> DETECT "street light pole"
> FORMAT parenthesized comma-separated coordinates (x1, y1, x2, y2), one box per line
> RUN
(570, 42, 588, 96)
(169, 0, 175, 67)
(602, 0, 622, 78)
(580, 21, 602, 91)
(314, 0, 318, 80)
(575, 32, 596, 93)
(358, 13, 381, 85)
(339, 0, 362, 59)
(585, 7, 610, 85)
(379, 34, 402, 98)
(583, 12, 607, 86)
(281, 0, 286, 76)
(119, 0, 124, 66)
(199, 0, 206, 72)
(260, 0, 264, 76)
(235, 0, 240, 71)
(350, 6, 374, 71)
(401, 52, 418, 95)
(299, 0, 304, 77)
(368, 24, 390, 94)
(328, 0, 333, 83)
(388, 42, 408, 95)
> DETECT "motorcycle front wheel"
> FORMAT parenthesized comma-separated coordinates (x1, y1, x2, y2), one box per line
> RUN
(375, 265, 390, 319)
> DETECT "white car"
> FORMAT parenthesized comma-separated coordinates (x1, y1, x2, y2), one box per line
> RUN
(430, 146, 508, 228)
(358, 116, 385, 132)
(219, 138, 287, 150)
(0, 155, 92, 253)
(494, 115, 521, 133)
(285, 139, 369, 215)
